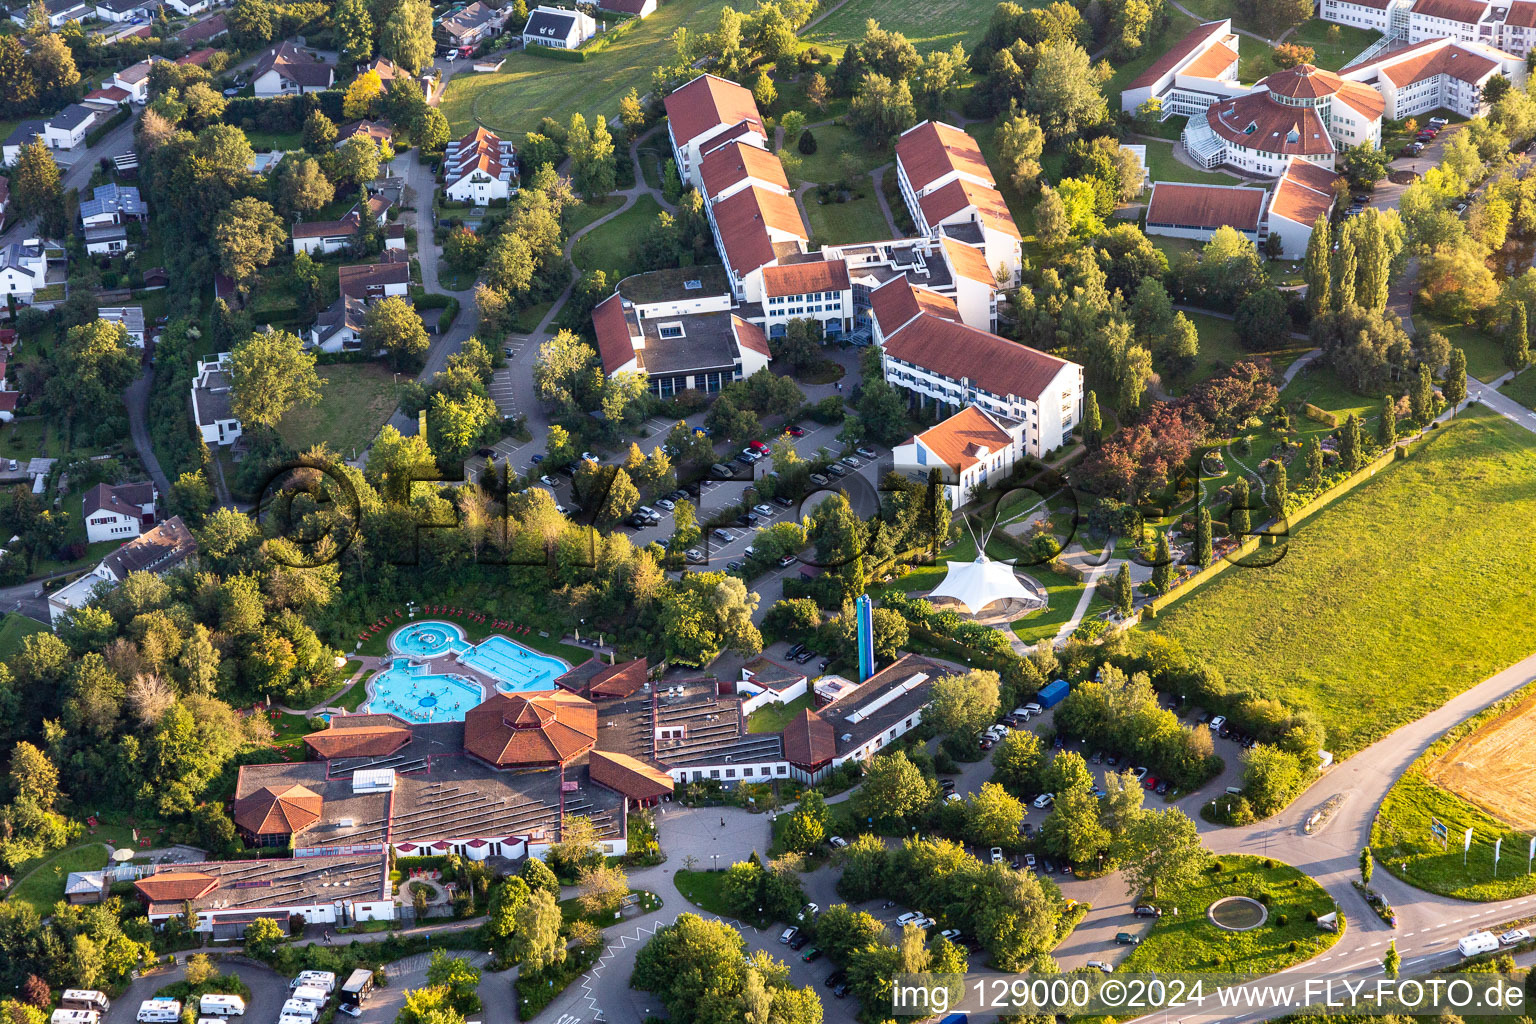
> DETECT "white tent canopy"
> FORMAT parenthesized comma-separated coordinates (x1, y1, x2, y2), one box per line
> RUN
(928, 555, 1043, 614)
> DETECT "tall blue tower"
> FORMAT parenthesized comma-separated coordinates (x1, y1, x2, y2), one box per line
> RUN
(855, 593, 874, 682)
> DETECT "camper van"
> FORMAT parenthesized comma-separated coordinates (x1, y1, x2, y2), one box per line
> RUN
(1458, 931, 1500, 957)
(281, 1000, 318, 1021)
(61, 993, 109, 1014)
(290, 987, 329, 1010)
(198, 996, 245, 1017)
(292, 972, 337, 994)
(338, 969, 375, 1017)
(51, 1010, 99, 1024)
(137, 1000, 181, 1023)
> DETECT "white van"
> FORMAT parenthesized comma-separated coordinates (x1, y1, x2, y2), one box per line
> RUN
(895, 911, 922, 926)
(1033, 793, 1054, 809)
(51, 1010, 99, 1024)
(291, 987, 329, 1009)
(1458, 931, 1500, 957)
(199, 996, 245, 1017)
(281, 1003, 318, 1023)
(293, 972, 337, 994)
(137, 1000, 181, 1023)
(61, 993, 110, 1014)
(279, 1015, 316, 1024)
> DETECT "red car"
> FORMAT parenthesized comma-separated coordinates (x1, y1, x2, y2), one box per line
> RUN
(1142, 776, 1158, 790)
(747, 439, 771, 454)
(784, 425, 807, 437)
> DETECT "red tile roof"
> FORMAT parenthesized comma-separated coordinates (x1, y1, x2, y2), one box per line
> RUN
(664, 74, 763, 149)
(710, 185, 806, 278)
(292, 212, 361, 238)
(940, 237, 995, 286)
(588, 750, 674, 800)
(761, 258, 850, 297)
(463, 689, 598, 767)
(1268, 159, 1338, 227)
(135, 871, 219, 903)
(895, 120, 993, 194)
(883, 315, 1073, 404)
(84, 86, 131, 103)
(1410, 0, 1487, 23)
(1206, 93, 1333, 157)
(869, 276, 960, 337)
(178, 48, 216, 66)
(1376, 41, 1500, 86)
(781, 708, 835, 768)
(911, 406, 1017, 473)
(587, 658, 648, 699)
(1127, 20, 1230, 90)
(1146, 182, 1267, 232)
(592, 292, 638, 374)
(732, 315, 770, 356)
(1508, 0, 1536, 27)
(445, 126, 509, 186)
(302, 722, 413, 759)
(919, 179, 1021, 239)
(1181, 40, 1238, 80)
(233, 784, 323, 836)
(698, 140, 786, 199)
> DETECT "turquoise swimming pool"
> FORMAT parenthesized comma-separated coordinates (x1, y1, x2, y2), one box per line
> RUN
(371, 621, 572, 721)
(365, 658, 486, 723)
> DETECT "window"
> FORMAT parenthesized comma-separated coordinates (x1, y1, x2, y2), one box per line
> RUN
(657, 322, 685, 339)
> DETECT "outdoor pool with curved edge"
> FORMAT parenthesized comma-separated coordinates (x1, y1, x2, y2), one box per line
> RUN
(368, 620, 572, 722)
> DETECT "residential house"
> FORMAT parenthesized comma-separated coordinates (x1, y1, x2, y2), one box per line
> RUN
(592, 272, 772, 397)
(83, 86, 133, 107)
(1118, 19, 1247, 117)
(760, 258, 853, 338)
(175, 11, 225, 39)
(706, 183, 809, 302)
(308, 297, 367, 354)
(190, 353, 242, 447)
(311, 253, 411, 353)
(1266, 157, 1341, 258)
(439, 1, 505, 48)
(80, 183, 147, 227)
(43, 104, 100, 150)
(82, 481, 157, 543)
(98, 305, 147, 346)
(9, 0, 92, 29)
(2, 121, 45, 164)
(47, 515, 197, 624)
(871, 276, 1084, 457)
(291, 210, 362, 255)
(84, 223, 129, 255)
(442, 127, 518, 204)
(891, 406, 1028, 508)
(93, 0, 154, 22)
(0, 241, 48, 304)
(252, 41, 335, 97)
(1144, 181, 1268, 244)
(336, 120, 393, 149)
(522, 4, 596, 48)
(894, 120, 1022, 285)
(663, 74, 767, 188)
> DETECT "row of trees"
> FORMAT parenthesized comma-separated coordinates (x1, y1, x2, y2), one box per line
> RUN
(1051, 664, 1221, 789)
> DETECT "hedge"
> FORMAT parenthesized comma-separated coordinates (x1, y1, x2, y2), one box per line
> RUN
(86, 105, 133, 147)
(224, 90, 345, 135)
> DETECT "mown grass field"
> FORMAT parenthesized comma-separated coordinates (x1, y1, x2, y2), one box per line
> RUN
(440, 0, 729, 139)
(804, 189, 890, 245)
(277, 362, 401, 458)
(800, 0, 1004, 55)
(1146, 408, 1536, 757)
(0, 613, 47, 661)
(1505, 367, 1536, 410)
(1121, 855, 1343, 974)
(8, 843, 110, 917)
(571, 195, 665, 283)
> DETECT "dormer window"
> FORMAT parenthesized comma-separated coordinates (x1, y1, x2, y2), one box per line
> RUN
(1244, 121, 1258, 134)
(1287, 129, 1300, 144)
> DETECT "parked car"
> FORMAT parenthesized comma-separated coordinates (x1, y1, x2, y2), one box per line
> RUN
(785, 425, 807, 437)
(1034, 793, 1054, 809)
(656, 498, 675, 511)
(1500, 929, 1530, 946)
(737, 512, 760, 526)
(1091, 751, 1104, 764)
(855, 446, 876, 459)
(714, 528, 737, 542)
(800, 903, 820, 920)
(824, 971, 847, 989)
(777, 553, 796, 567)
(827, 463, 848, 477)
(795, 650, 816, 663)
(809, 473, 830, 486)
(580, 451, 598, 463)
(780, 927, 799, 944)
(684, 548, 705, 563)
(840, 455, 861, 468)
(726, 561, 743, 572)
(752, 503, 774, 517)
(1142, 775, 1158, 790)
(1131, 766, 1149, 780)
(1087, 961, 1113, 974)
(1155, 779, 1171, 795)
(790, 934, 810, 951)
(1115, 932, 1140, 945)
(801, 948, 822, 963)
(1024, 853, 1036, 868)
(773, 495, 795, 507)
(747, 440, 771, 454)
(711, 463, 734, 479)
(990, 847, 1004, 864)
(1134, 905, 1163, 918)
(829, 835, 848, 848)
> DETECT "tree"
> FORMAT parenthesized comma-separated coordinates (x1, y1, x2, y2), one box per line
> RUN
(751, 69, 777, 111)
(1229, 476, 1252, 540)
(364, 296, 430, 370)
(848, 72, 915, 147)
(1444, 347, 1468, 409)
(991, 728, 1045, 797)
(418, 107, 451, 151)
(229, 0, 273, 44)
(343, 70, 384, 120)
(925, 669, 1001, 743)
(381, 0, 435, 74)
(1082, 390, 1102, 449)
(229, 330, 323, 429)
(213, 197, 285, 292)
(1121, 808, 1208, 899)
(275, 155, 334, 219)
(1034, 186, 1070, 250)
(244, 916, 284, 960)
(335, 0, 374, 63)
(335, 134, 382, 187)
(966, 782, 1026, 847)
(1342, 140, 1391, 190)
(1240, 744, 1304, 816)
(1360, 846, 1374, 885)
(533, 330, 599, 415)
(1235, 288, 1290, 352)
(1509, 302, 1532, 370)
(996, 109, 1045, 193)
(1271, 42, 1315, 68)
(1384, 939, 1400, 977)
(782, 790, 830, 853)
(1303, 216, 1332, 317)
(798, 127, 818, 155)
(1302, 436, 1323, 486)
(1111, 561, 1132, 616)
(1039, 782, 1109, 866)
(1410, 364, 1436, 426)
(1024, 42, 1105, 138)
(511, 889, 564, 970)
(521, 857, 560, 898)
(28, 34, 77, 96)
(303, 110, 338, 153)
(1149, 530, 1172, 595)
(1267, 462, 1287, 522)
(1378, 395, 1398, 447)
(576, 862, 630, 918)
(11, 140, 63, 236)
(851, 750, 933, 824)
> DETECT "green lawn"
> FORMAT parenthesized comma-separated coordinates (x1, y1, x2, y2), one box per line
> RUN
(564, 195, 626, 238)
(1103, 9, 1200, 100)
(440, 0, 729, 139)
(1120, 855, 1343, 974)
(1174, 311, 1310, 396)
(1288, 18, 1382, 71)
(792, 123, 891, 184)
(747, 693, 815, 733)
(1279, 359, 1383, 427)
(513, 298, 557, 333)
(7, 843, 110, 917)
(1413, 314, 1509, 383)
(803, 188, 891, 246)
(1146, 408, 1536, 758)
(800, 0, 1002, 54)
(0, 614, 47, 661)
(242, 129, 303, 152)
(1504, 367, 1536, 410)
(1011, 565, 1103, 647)
(571, 195, 665, 283)
(674, 868, 772, 927)
(1138, 139, 1241, 187)
(276, 362, 401, 457)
